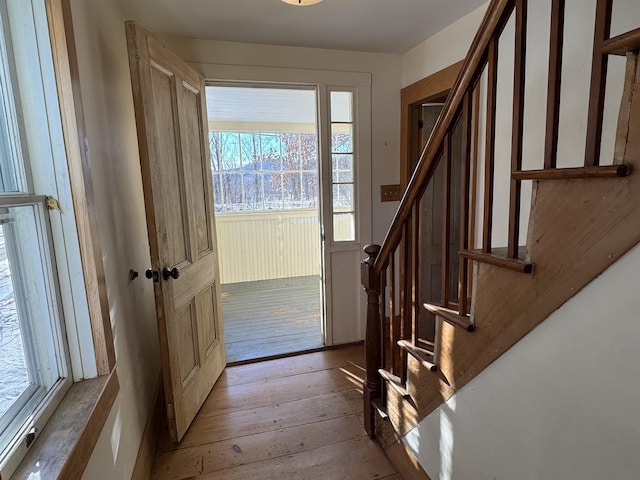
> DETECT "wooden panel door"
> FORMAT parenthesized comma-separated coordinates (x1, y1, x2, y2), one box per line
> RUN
(126, 22, 225, 443)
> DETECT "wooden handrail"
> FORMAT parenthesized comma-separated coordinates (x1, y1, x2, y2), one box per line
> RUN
(373, 0, 515, 277)
(602, 28, 640, 55)
(362, 0, 635, 442)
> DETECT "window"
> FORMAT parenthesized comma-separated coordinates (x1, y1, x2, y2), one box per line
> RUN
(210, 131, 319, 212)
(0, 0, 94, 475)
(329, 90, 356, 242)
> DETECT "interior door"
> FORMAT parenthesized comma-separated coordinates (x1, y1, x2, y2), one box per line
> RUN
(126, 21, 225, 443)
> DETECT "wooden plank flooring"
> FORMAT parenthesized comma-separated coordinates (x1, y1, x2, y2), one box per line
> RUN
(221, 276, 324, 363)
(151, 345, 401, 479)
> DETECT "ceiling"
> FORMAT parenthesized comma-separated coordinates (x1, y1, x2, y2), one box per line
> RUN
(115, 0, 487, 54)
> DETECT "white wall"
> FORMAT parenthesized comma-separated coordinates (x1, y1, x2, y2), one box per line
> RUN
(158, 36, 403, 246)
(66, 1, 162, 478)
(405, 241, 640, 480)
(402, 3, 489, 88)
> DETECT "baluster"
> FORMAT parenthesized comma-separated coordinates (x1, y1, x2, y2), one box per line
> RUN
(442, 135, 452, 308)
(389, 253, 400, 374)
(400, 222, 411, 383)
(379, 267, 387, 372)
(362, 244, 381, 438)
(584, 0, 613, 167)
(484, 38, 498, 253)
(544, 0, 565, 169)
(412, 201, 420, 343)
(508, 0, 527, 259)
(459, 94, 472, 316)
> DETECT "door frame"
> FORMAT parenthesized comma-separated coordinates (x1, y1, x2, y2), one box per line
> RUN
(198, 64, 372, 346)
(400, 61, 464, 191)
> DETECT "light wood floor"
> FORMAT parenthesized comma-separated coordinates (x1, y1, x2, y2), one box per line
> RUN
(151, 345, 401, 479)
(221, 276, 324, 364)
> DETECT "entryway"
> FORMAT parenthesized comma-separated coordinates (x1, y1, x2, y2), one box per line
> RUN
(206, 85, 325, 363)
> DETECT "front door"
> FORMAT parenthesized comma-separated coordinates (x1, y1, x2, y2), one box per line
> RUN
(126, 22, 225, 443)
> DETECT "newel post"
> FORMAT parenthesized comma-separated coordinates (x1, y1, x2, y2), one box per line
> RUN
(361, 244, 381, 438)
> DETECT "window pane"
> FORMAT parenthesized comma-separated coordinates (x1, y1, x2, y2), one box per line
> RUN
(222, 173, 242, 210)
(220, 132, 241, 170)
(283, 173, 302, 207)
(300, 133, 318, 170)
(330, 91, 352, 122)
(264, 172, 282, 209)
(282, 133, 301, 170)
(333, 213, 355, 242)
(331, 124, 353, 153)
(212, 175, 223, 211)
(209, 132, 221, 172)
(332, 154, 353, 183)
(0, 204, 63, 425)
(0, 62, 23, 193)
(239, 133, 257, 169)
(260, 133, 281, 160)
(0, 223, 28, 418)
(301, 172, 318, 207)
(243, 173, 263, 210)
(333, 183, 354, 210)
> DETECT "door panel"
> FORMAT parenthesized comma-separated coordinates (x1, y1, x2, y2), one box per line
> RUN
(126, 21, 225, 443)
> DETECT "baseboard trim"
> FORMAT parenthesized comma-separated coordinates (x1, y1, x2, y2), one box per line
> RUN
(131, 375, 164, 480)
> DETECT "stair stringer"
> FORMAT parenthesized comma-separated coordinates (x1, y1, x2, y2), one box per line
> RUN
(384, 52, 640, 438)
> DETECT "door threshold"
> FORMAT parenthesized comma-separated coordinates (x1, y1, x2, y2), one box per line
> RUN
(225, 341, 364, 367)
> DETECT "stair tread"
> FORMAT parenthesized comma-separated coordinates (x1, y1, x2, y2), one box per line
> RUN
(397, 340, 438, 372)
(460, 247, 534, 274)
(423, 303, 476, 332)
(378, 368, 410, 399)
(371, 398, 389, 420)
(512, 164, 630, 180)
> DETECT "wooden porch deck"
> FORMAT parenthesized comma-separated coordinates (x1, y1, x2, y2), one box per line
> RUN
(221, 276, 324, 364)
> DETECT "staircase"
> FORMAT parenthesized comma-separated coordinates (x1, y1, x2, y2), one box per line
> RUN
(361, 0, 640, 464)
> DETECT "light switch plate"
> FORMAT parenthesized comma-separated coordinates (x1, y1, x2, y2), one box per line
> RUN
(380, 184, 400, 202)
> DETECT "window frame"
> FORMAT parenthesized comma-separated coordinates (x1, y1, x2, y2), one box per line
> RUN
(0, 0, 117, 476)
(328, 88, 358, 244)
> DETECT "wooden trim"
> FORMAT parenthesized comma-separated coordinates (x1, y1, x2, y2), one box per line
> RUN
(400, 61, 464, 190)
(512, 164, 630, 180)
(602, 28, 640, 55)
(45, 0, 115, 374)
(131, 375, 164, 480)
(13, 370, 120, 480)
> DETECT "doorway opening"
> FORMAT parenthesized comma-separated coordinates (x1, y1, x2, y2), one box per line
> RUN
(206, 84, 324, 363)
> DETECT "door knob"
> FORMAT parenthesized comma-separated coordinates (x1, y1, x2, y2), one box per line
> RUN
(145, 269, 159, 282)
(163, 267, 180, 280)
